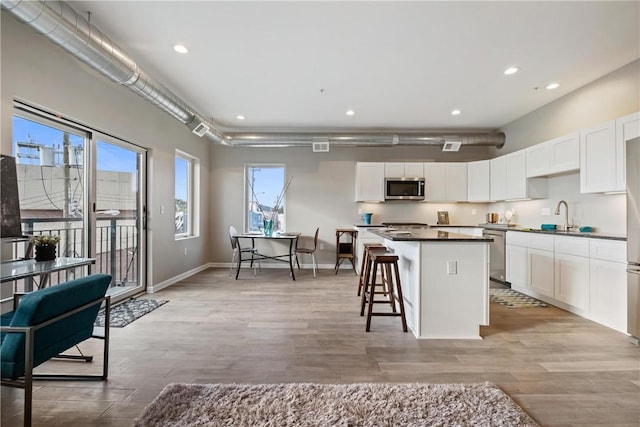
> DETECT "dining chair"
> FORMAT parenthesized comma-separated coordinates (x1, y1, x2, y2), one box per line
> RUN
(295, 227, 320, 277)
(228, 226, 260, 276)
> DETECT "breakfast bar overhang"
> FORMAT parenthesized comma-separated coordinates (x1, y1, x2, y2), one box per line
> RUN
(369, 228, 493, 339)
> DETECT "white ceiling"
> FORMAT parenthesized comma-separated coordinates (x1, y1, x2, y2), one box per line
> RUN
(68, 1, 639, 132)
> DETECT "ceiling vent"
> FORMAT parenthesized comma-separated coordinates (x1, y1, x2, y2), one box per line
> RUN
(189, 121, 210, 137)
(442, 141, 462, 152)
(312, 137, 330, 152)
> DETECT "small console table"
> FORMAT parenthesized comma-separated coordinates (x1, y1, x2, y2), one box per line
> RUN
(335, 229, 357, 274)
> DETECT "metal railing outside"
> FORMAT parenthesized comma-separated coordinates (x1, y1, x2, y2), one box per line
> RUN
(14, 217, 139, 288)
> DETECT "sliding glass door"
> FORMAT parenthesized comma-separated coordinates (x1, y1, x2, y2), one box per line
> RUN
(11, 106, 147, 301)
(94, 138, 146, 299)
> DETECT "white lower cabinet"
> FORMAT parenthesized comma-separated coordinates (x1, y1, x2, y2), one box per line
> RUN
(554, 253, 590, 311)
(506, 244, 527, 291)
(528, 248, 554, 298)
(553, 236, 590, 311)
(588, 239, 627, 333)
(589, 259, 627, 332)
(505, 231, 627, 334)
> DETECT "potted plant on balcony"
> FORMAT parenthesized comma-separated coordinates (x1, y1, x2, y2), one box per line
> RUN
(30, 234, 61, 261)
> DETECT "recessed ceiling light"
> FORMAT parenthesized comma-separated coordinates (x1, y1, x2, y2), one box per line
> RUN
(546, 82, 560, 90)
(236, 115, 245, 120)
(346, 110, 355, 116)
(173, 44, 188, 54)
(504, 66, 519, 75)
(451, 109, 461, 116)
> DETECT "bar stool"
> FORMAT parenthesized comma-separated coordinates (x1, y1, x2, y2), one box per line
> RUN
(362, 252, 408, 333)
(359, 248, 393, 317)
(357, 243, 386, 296)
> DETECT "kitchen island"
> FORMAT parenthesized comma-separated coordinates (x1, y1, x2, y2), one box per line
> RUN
(368, 228, 492, 339)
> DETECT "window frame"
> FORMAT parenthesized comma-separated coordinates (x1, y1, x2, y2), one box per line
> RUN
(175, 149, 200, 239)
(244, 164, 287, 233)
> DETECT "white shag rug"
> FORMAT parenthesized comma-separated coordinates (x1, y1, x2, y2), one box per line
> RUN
(134, 382, 539, 426)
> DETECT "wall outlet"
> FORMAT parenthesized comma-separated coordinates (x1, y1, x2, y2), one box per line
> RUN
(184, 247, 187, 256)
(471, 208, 477, 215)
(358, 208, 363, 215)
(319, 243, 325, 250)
(447, 261, 458, 275)
(541, 207, 551, 216)
(160, 205, 165, 214)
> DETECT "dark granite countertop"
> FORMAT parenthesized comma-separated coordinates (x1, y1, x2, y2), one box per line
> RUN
(368, 228, 493, 242)
(480, 224, 625, 241)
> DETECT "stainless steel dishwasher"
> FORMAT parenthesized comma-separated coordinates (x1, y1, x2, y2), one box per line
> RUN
(482, 228, 509, 286)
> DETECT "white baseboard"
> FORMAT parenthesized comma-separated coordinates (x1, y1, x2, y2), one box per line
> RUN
(148, 261, 351, 293)
(147, 262, 214, 293)
(221, 262, 337, 270)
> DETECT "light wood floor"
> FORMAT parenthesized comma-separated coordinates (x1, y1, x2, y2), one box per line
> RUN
(2, 267, 639, 426)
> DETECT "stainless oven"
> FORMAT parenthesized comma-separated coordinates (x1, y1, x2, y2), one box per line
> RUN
(483, 228, 509, 286)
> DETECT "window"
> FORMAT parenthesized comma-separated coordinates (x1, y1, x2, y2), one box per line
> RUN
(246, 165, 286, 233)
(175, 150, 199, 238)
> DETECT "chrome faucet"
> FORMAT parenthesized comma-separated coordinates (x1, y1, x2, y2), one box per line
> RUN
(554, 200, 573, 231)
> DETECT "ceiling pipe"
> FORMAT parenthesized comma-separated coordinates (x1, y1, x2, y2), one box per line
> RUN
(227, 132, 505, 148)
(2, 0, 505, 149)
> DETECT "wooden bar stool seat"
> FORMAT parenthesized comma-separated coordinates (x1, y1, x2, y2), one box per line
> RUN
(362, 252, 408, 333)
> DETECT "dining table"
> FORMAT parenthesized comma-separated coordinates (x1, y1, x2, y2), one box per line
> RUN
(233, 232, 300, 280)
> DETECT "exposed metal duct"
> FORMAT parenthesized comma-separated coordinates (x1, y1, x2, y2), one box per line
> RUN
(227, 132, 505, 148)
(2, 0, 505, 150)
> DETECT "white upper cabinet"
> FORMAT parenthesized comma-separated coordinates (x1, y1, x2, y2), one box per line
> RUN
(549, 132, 580, 174)
(384, 163, 405, 178)
(467, 160, 491, 202)
(384, 162, 424, 178)
(580, 120, 617, 193)
(525, 143, 550, 178)
(404, 162, 425, 177)
(424, 162, 467, 201)
(490, 156, 506, 201)
(615, 112, 640, 190)
(423, 163, 447, 201)
(526, 132, 579, 178)
(579, 112, 638, 193)
(505, 150, 547, 200)
(446, 163, 468, 201)
(355, 162, 384, 202)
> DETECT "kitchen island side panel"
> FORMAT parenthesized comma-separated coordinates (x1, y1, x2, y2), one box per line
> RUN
(419, 242, 490, 339)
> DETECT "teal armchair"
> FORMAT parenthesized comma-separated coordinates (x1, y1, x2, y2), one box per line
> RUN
(1, 274, 112, 427)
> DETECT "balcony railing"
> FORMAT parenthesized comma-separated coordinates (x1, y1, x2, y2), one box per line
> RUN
(11, 217, 139, 288)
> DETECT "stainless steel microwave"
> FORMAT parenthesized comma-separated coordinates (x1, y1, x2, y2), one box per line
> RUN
(384, 177, 425, 200)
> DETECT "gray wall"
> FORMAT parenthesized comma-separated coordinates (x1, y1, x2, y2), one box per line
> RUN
(495, 60, 639, 155)
(210, 145, 492, 266)
(1, 14, 212, 286)
(488, 59, 639, 234)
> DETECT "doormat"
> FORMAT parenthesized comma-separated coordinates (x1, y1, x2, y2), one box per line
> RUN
(490, 288, 548, 308)
(94, 298, 168, 327)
